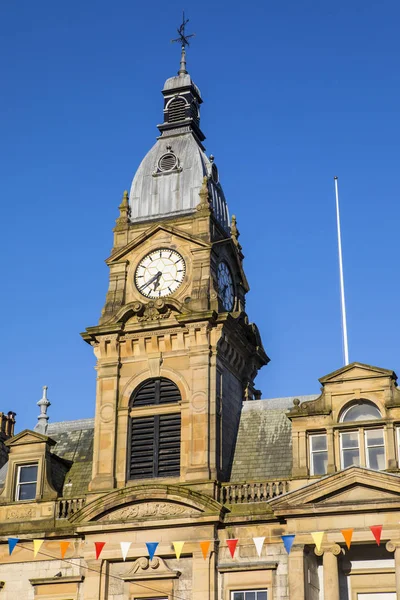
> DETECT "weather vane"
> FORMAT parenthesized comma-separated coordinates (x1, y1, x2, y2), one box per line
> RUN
(172, 12, 195, 49)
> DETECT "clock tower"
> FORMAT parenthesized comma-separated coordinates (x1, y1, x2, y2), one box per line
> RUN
(82, 45, 269, 494)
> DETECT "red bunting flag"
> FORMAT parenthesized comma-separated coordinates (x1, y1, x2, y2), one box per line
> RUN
(60, 541, 70, 559)
(370, 525, 382, 546)
(227, 539, 238, 558)
(200, 541, 210, 560)
(95, 541, 106, 559)
(341, 529, 353, 550)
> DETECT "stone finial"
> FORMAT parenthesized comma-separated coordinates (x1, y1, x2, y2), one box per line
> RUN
(35, 386, 51, 434)
(196, 176, 212, 213)
(115, 190, 131, 230)
(231, 215, 242, 252)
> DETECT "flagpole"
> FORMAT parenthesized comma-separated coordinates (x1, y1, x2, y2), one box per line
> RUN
(334, 176, 349, 366)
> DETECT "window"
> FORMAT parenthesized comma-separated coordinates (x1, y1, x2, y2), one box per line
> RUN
(231, 591, 267, 600)
(340, 400, 381, 422)
(15, 464, 38, 501)
(340, 431, 360, 468)
(128, 378, 181, 480)
(309, 434, 328, 475)
(365, 429, 385, 470)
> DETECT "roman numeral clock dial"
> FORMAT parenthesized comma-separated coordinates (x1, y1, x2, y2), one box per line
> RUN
(217, 261, 235, 311)
(135, 249, 186, 298)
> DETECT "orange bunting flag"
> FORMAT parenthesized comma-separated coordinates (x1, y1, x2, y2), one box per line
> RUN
(200, 541, 211, 560)
(311, 531, 324, 552)
(341, 529, 353, 550)
(60, 541, 70, 559)
(95, 541, 106, 559)
(173, 541, 185, 560)
(33, 539, 44, 558)
(227, 539, 238, 558)
(370, 525, 382, 546)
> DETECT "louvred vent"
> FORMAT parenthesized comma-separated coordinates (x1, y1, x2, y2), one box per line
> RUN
(131, 378, 181, 407)
(128, 378, 181, 480)
(168, 97, 186, 122)
(158, 153, 177, 172)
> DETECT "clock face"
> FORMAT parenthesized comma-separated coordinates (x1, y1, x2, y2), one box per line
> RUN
(135, 249, 186, 298)
(217, 261, 235, 311)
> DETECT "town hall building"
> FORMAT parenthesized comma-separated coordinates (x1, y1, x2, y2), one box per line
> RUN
(0, 39, 400, 600)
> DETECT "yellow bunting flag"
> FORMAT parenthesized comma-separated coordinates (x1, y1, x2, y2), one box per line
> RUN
(311, 531, 324, 552)
(33, 539, 44, 558)
(200, 541, 211, 560)
(173, 541, 185, 560)
(341, 529, 353, 550)
(60, 541, 70, 559)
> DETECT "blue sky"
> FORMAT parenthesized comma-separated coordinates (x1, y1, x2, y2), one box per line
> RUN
(1, 0, 399, 432)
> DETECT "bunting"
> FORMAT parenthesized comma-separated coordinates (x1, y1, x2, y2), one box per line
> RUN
(95, 541, 106, 560)
(226, 539, 238, 558)
(60, 541, 70, 559)
(341, 529, 353, 550)
(146, 542, 159, 561)
(33, 539, 44, 558)
(120, 542, 131, 561)
(8, 538, 19, 555)
(281, 535, 295, 554)
(311, 531, 324, 552)
(200, 541, 210, 560)
(173, 541, 185, 560)
(370, 525, 382, 546)
(253, 537, 265, 557)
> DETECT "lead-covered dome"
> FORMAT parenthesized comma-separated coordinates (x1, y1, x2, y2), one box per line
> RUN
(129, 55, 230, 232)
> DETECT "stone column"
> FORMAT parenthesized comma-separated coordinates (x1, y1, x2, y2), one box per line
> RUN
(386, 541, 400, 597)
(288, 545, 305, 599)
(315, 544, 341, 600)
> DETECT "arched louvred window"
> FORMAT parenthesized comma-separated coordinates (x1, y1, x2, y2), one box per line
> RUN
(167, 97, 186, 123)
(128, 378, 181, 480)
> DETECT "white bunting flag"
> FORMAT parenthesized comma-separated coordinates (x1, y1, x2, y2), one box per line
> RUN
(120, 542, 131, 561)
(253, 536, 265, 557)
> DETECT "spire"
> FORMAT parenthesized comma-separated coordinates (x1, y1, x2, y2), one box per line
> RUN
(35, 385, 51, 434)
(172, 12, 195, 77)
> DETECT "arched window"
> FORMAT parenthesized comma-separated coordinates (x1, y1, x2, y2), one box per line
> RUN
(128, 378, 181, 480)
(340, 400, 381, 422)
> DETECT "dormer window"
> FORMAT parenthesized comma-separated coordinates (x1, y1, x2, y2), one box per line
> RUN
(16, 463, 38, 501)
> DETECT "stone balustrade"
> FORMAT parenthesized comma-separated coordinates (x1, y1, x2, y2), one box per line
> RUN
(221, 480, 289, 504)
(57, 497, 86, 519)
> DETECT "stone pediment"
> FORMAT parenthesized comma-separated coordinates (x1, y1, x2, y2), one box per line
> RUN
(319, 362, 396, 384)
(106, 223, 210, 264)
(69, 483, 226, 525)
(5, 429, 56, 447)
(270, 467, 400, 516)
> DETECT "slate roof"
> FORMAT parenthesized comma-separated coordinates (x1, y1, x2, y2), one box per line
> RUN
(230, 395, 319, 481)
(47, 418, 94, 497)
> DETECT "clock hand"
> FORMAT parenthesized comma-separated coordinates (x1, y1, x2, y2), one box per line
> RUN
(139, 271, 162, 292)
(153, 272, 162, 291)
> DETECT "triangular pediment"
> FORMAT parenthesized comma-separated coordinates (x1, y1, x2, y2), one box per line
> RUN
(270, 467, 400, 516)
(319, 362, 396, 384)
(5, 429, 56, 447)
(107, 224, 210, 264)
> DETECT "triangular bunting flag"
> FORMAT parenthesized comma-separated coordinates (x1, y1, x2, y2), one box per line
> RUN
(253, 537, 265, 557)
(341, 529, 353, 550)
(281, 535, 296, 554)
(200, 541, 210, 560)
(95, 541, 106, 559)
(146, 542, 159, 561)
(311, 531, 324, 552)
(370, 525, 382, 546)
(227, 539, 238, 558)
(60, 541, 70, 559)
(33, 539, 44, 558)
(8, 538, 19, 555)
(120, 542, 131, 561)
(173, 541, 185, 560)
